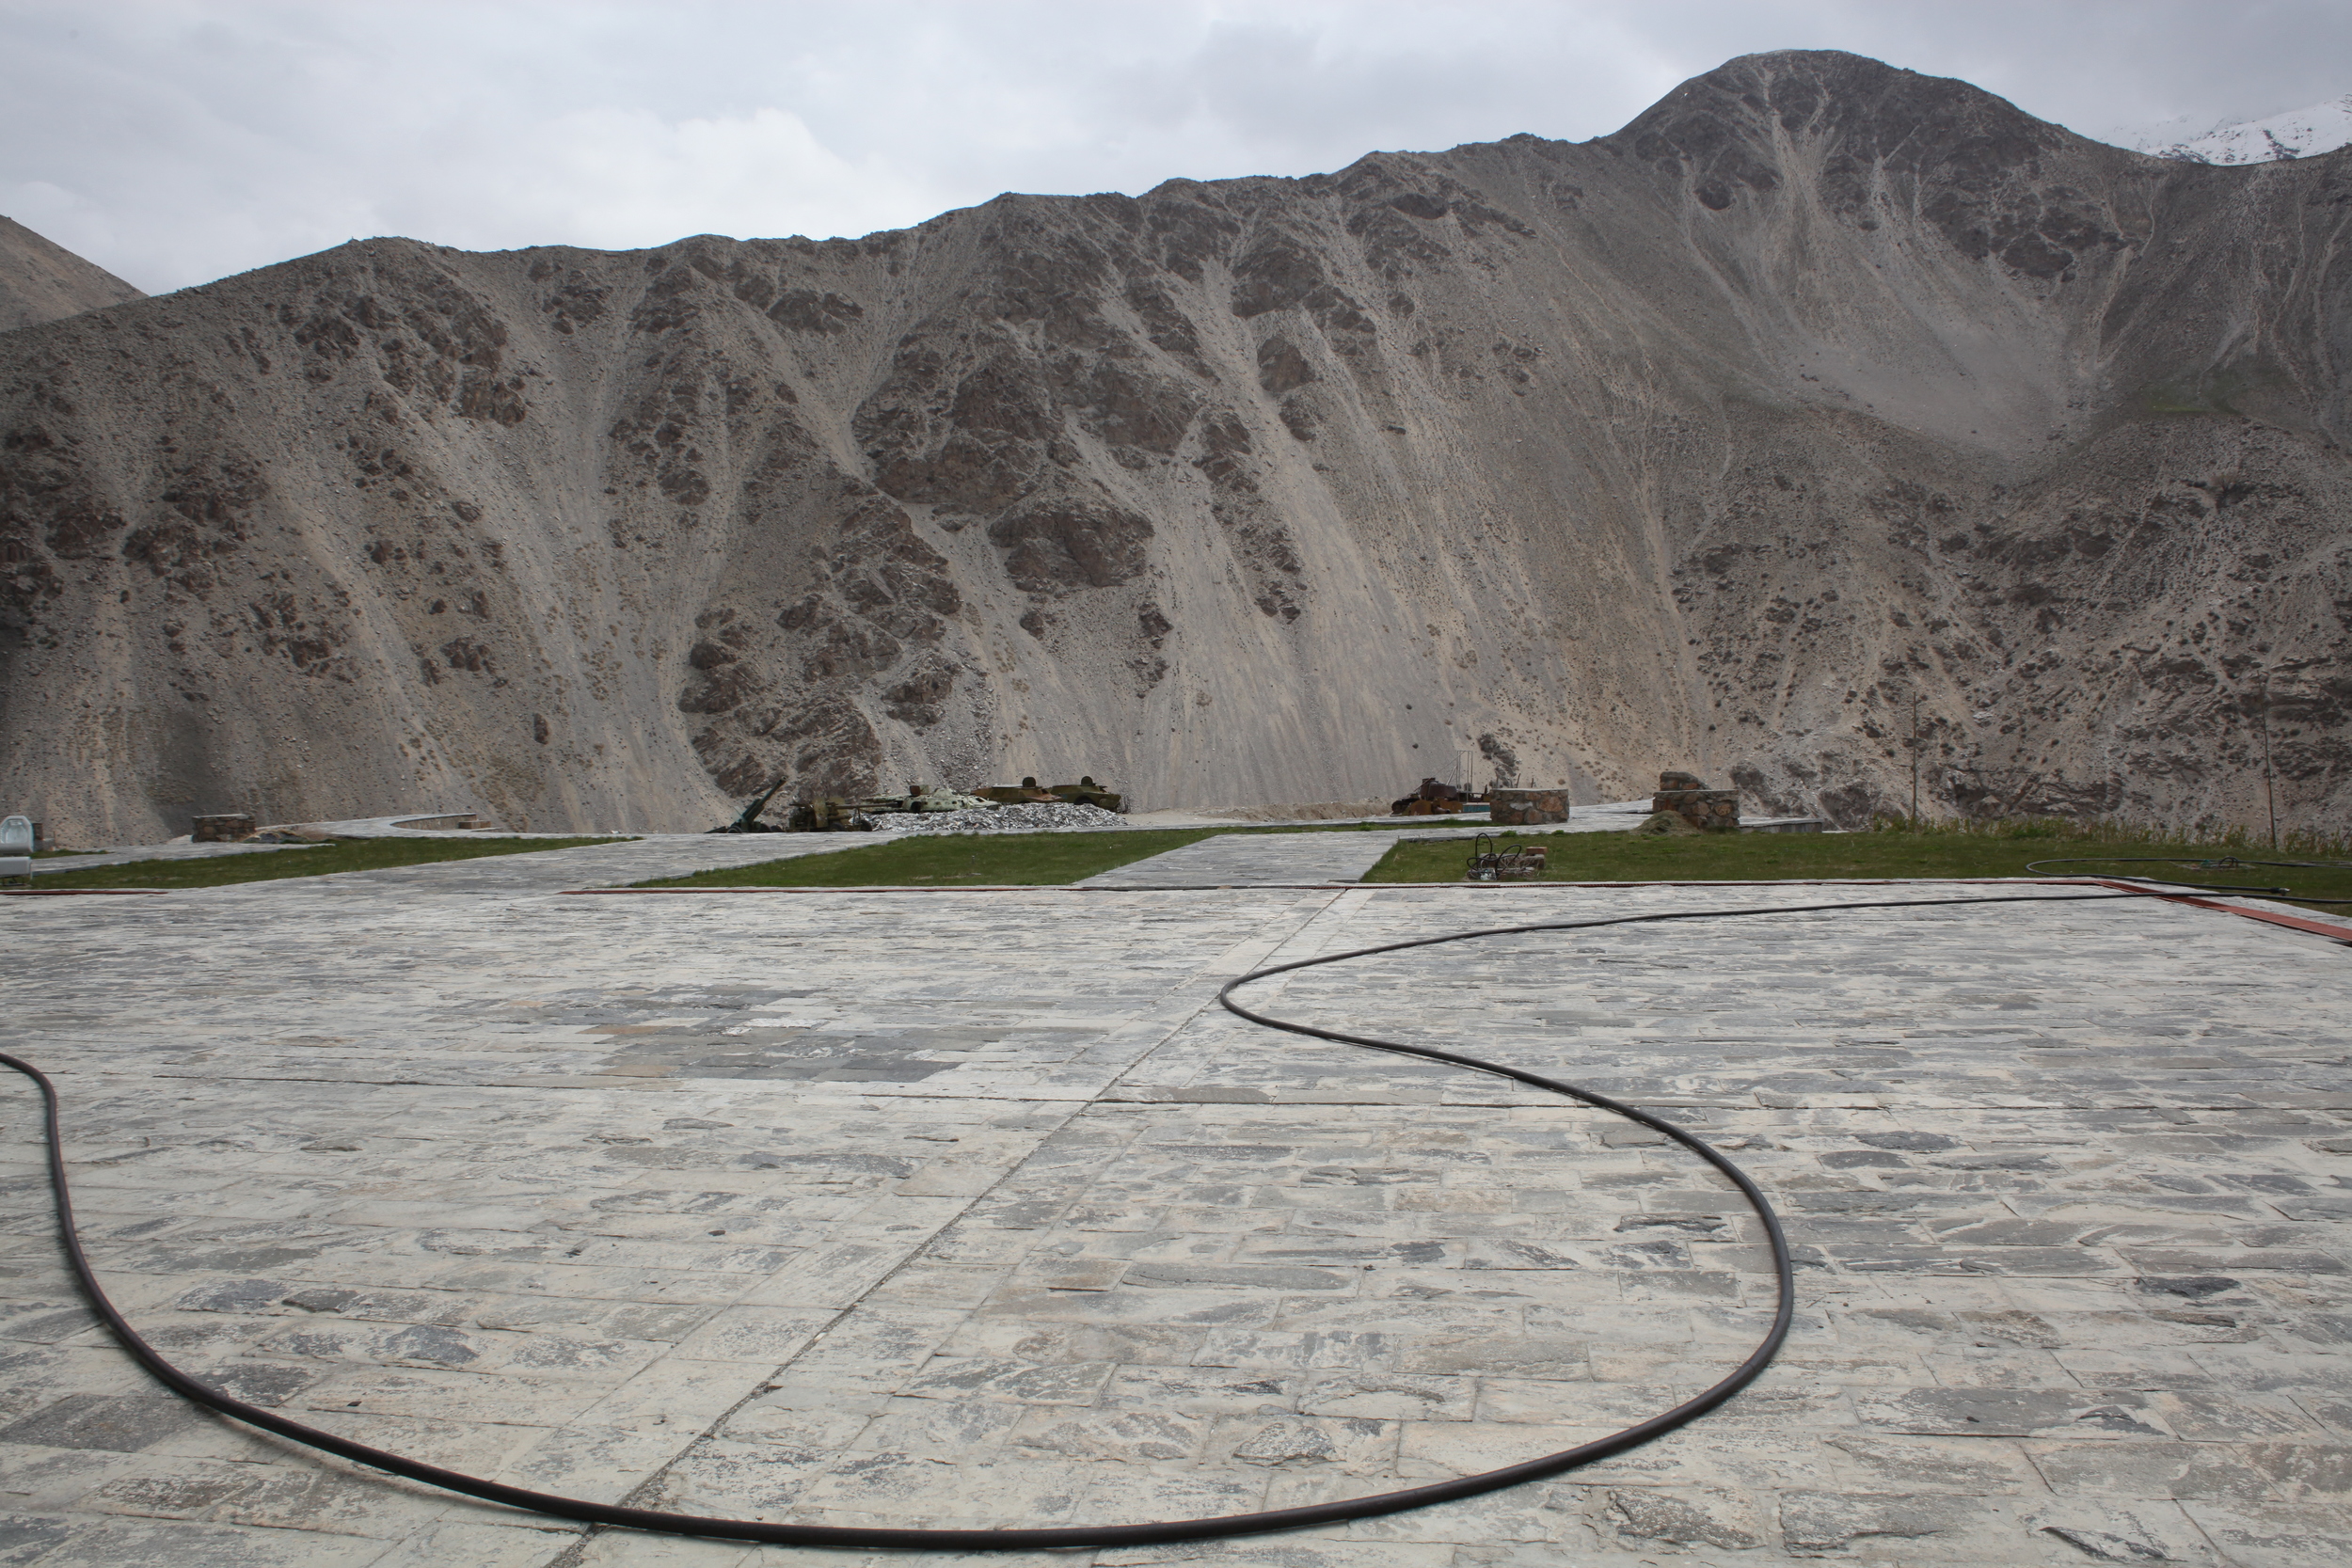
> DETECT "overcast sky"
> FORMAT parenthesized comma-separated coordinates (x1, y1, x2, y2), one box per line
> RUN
(6, 0, 2346, 295)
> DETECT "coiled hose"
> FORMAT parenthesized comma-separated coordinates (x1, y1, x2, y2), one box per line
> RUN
(0, 886, 2255, 1549)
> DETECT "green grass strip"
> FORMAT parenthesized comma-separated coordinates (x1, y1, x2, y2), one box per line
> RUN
(641, 829, 1232, 888)
(1364, 828, 2352, 911)
(638, 816, 1438, 889)
(639, 814, 2352, 913)
(24, 836, 628, 890)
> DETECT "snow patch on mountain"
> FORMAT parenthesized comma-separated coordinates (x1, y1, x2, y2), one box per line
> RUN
(2144, 94, 2352, 165)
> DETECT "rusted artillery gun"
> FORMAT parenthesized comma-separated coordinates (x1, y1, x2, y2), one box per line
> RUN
(707, 779, 789, 833)
(784, 798, 874, 832)
(1465, 832, 1548, 881)
(1391, 777, 1475, 816)
(710, 786, 875, 833)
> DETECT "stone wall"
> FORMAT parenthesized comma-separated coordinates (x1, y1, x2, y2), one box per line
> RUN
(1650, 772, 1740, 832)
(1490, 787, 1567, 826)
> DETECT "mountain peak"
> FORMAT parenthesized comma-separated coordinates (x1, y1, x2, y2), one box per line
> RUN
(1618, 49, 2066, 168)
(1602, 49, 2099, 274)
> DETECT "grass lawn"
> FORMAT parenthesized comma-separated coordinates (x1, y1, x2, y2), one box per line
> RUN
(18, 836, 627, 891)
(636, 819, 2352, 911)
(641, 816, 1502, 890)
(641, 829, 1232, 888)
(638, 816, 1460, 890)
(1364, 828, 2352, 911)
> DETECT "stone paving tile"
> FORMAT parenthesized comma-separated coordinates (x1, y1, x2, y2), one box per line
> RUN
(315, 832, 887, 893)
(24, 841, 312, 876)
(1076, 832, 1439, 887)
(22, 829, 878, 888)
(2, 862, 2348, 1564)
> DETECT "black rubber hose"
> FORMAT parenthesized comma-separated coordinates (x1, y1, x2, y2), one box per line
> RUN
(0, 887, 2226, 1549)
(2027, 856, 2352, 870)
(2025, 857, 2352, 902)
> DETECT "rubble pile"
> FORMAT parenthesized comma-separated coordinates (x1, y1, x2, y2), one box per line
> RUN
(873, 802, 1130, 835)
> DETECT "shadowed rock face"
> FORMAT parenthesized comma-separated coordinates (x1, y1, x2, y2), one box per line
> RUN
(3, 49, 2348, 841)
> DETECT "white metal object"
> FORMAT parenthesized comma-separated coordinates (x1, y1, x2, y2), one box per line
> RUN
(0, 815, 31, 880)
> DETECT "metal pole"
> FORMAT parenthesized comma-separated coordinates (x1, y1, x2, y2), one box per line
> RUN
(2259, 681, 2278, 851)
(1909, 696, 1921, 825)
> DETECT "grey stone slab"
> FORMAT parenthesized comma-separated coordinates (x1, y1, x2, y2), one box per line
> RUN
(24, 841, 313, 875)
(2181, 1500, 2352, 1568)
(1077, 830, 1438, 886)
(0, 1393, 207, 1452)
(313, 831, 892, 893)
(2, 877, 2347, 1563)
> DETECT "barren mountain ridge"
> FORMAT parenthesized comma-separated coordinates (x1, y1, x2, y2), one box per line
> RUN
(2, 50, 2347, 841)
(0, 214, 144, 335)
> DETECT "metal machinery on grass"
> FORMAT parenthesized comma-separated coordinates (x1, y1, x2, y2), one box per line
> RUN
(1466, 832, 1548, 881)
(1391, 777, 1486, 817)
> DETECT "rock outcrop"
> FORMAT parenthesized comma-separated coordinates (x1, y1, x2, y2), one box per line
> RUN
(3, 51, 2348, 840)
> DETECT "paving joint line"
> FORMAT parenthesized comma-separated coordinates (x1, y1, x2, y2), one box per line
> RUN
(1093, 888, 1352, 1103)
(547, 1103, 1124, 1563)
(469, 892, 1363, 1559)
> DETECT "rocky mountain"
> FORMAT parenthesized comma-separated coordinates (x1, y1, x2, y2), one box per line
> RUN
(2, 50, 2347, 842)
(0, 214, 145, 335)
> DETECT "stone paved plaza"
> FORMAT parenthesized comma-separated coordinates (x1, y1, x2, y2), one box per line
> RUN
(3, 831, 2350, 1566)
(1076, 831, 1439, 887)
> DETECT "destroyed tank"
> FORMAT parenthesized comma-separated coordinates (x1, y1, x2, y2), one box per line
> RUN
(973, 775, 1058, 805)
(857, 783, 998, 816)
(1046, 776, 1123, 813)
(975, 774, 1123, 812)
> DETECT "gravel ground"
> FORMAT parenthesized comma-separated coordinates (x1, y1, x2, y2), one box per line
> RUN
(867, 801, 1132, 834)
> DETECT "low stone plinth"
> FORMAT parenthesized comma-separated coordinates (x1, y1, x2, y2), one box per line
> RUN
(1651, 788, 1740, 832)
(191, 814, 255, 842)
(1490, 787, 1567, 826)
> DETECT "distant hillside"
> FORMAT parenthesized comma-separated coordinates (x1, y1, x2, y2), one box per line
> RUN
(2, 51, 2348, 843)
(0, 215, 144, 333)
